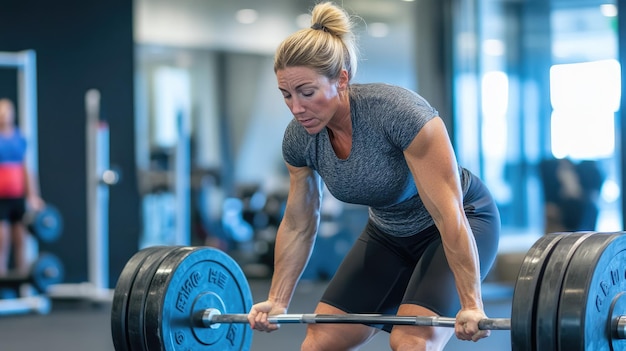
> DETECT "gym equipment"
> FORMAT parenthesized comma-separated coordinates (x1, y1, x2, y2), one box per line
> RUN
(110, 231, 626, 351)
(24, 204, 63, 243)
(111, 245, 253, 351)
(47, 89, 117, 302)
(0, 253, 64, 294)
(0, 295, 51, 316)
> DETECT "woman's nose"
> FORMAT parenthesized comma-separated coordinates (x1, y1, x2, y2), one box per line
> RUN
(289, 98, 305, 114)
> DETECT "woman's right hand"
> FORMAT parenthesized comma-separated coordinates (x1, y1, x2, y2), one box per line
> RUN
(247, 300, 287, 332)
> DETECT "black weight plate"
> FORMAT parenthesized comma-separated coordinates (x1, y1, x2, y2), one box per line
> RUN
(144, 247, 254, 351)
(558, 232, 626, 351)
(126, 246, 188, 351)
(535, 231, 595, 351)
(511, 233, 566, 351)
(111, 246, 172, 351)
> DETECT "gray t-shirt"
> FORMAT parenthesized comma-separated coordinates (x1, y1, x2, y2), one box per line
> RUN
(282, 83, 470, 237)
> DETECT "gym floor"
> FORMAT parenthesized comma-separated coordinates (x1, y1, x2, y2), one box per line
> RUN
(0, 280, 513, 351)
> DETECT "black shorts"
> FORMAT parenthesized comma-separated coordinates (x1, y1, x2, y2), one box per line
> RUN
(320, 174, 500, 332)
(0, 198, 26, 224)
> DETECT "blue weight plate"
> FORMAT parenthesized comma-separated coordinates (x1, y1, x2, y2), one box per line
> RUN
(111, 246, 172, 351)
(511, 233, 565, 351)
(30, 252, 64, 293)
(28, 205, 63, 243)
(144, 247, 254, 351)
(126, 246, 188, 351)
(558, 232, 626, 351)
(534, 231, 595, 351)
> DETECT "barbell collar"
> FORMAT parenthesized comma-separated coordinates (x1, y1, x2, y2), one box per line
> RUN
(617, 315, 626, 340)
(201, 309, 512, 330)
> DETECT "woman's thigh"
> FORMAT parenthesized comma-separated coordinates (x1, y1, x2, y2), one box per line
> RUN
(301, 302, 379, 351)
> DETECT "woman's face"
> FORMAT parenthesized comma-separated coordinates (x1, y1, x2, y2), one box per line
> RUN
(276, 66, 347, 135)
(0, 100, 15, 130)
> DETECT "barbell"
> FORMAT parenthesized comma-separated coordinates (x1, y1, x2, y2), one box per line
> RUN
(110, 231, 626, 351)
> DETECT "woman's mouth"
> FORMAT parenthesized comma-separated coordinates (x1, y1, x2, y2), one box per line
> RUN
(298, 118, 316, 128)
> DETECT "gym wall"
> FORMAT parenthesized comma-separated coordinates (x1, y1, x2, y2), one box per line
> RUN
(0, 0, 139, 287)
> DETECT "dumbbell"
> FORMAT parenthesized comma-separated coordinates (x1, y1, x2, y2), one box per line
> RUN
(23, 204, 64, 243)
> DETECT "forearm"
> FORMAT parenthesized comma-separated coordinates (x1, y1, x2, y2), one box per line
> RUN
(439, 218, 483, 310)
(22, 165, 40, 198)
(266, 164, 321, 310)
(268, 224, 317, 309)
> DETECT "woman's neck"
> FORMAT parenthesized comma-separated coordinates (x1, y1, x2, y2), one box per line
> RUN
(0, 125, 15, 136)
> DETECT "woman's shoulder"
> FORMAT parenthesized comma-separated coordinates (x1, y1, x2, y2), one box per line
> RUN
(0, 128, 24, 140)
(351, 82, 417, 95)
(350, 83, 433, 109)
(283, 119, 315, 147)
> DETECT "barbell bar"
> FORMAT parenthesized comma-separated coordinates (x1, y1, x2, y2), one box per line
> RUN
(201, 309, 512, 329)
(110, 231, 626, 351)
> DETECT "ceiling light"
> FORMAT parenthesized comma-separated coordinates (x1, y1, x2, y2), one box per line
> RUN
(483, 39, 505, 56)
(600, 4, 618, 17)
(368, 22, 389, 38)
(235, 9, 258, 24)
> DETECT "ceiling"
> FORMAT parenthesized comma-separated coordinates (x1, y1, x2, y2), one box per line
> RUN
(134, 0, 417, 55)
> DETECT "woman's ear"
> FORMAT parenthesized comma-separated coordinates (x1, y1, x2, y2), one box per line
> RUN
(337, 69, 350, 90)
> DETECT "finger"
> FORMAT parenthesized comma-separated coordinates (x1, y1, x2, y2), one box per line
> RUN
(458, 322, 480, 341)
(471, 330, 490, 342)
(247, 314, 256, 329)
(256, 313, 271, 331)
(455, 328, 470, 341)
(455, 324, 466, 340)
(253, 317, 264, 330)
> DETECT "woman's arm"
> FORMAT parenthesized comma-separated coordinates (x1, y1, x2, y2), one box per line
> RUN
(403, 116, 488, 341)
(249, 163, 323, 331)
(269, 163, 323, 307)
(22, 163, 44, 210)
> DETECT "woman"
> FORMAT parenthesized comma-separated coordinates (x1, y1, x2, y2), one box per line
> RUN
(0, 98, 44, 277)
(247, 2, 501, 350)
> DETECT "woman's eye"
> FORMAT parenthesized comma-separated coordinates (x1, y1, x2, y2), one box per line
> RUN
(302, 91, 314, 97)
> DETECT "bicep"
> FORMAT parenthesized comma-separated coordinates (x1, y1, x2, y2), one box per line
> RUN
(281, 163, 323, 232)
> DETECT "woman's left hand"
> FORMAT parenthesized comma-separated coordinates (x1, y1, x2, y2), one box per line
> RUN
(27, 195, 45, 212)
(455, 308, 491, 342)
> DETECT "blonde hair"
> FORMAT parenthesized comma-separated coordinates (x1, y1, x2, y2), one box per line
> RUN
(274, 2, 359, 82)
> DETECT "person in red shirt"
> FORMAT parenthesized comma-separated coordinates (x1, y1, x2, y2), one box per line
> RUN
(0, 98, 44, 276)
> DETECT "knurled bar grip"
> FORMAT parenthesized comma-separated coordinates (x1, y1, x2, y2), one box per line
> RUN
(201, 309, 512, 330)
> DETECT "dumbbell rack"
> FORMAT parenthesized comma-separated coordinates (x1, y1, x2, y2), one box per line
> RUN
(0, 296, 50, 316)
(0, 270, 50, 317)
(0, 242, 65, 316)
(0, 239, 65, 316)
